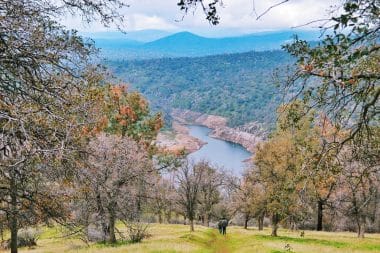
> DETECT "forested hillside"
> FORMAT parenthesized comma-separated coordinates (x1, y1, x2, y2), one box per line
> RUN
(107, 50, 293, 127)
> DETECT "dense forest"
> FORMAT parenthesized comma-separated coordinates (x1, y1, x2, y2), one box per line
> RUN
(107, 50, 293, 127)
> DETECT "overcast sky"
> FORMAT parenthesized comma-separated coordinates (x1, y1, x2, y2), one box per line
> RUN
(62, 0, 340, 36)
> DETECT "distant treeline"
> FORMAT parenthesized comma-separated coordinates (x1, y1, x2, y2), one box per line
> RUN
(106, 50, 293, 127)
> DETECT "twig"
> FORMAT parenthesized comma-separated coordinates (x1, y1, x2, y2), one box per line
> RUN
(256, 0, 289, 20)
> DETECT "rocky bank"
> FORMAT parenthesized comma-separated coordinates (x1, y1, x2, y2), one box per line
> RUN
(171, 109, 267, 153)
(156, 121, 205, 153)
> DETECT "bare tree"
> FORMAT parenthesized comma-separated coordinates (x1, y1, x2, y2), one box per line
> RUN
(176, 160, 205, 232)
(73, 133, 154, 243)
(231, 169, 266, 230)
(197, 161, 223, 227)
(151, 177, 176, 224)
(338, 133, 380, 238)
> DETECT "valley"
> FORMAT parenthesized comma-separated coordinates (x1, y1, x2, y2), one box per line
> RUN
(156, 109, 266, 172)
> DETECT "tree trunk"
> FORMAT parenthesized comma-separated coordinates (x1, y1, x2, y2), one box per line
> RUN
(357, 217, 366, 238)
(317, 200, 323, 231)
(136, 196, 141, 222)
(95, 190, 108, 242)
(183, 215, 187, 225)
(290, 217, 297, 231)
(107, 201, 117, 244)
(10, 170, 18, 253)
(271, 214, 279, 237)
(0, 221, 4, 241)
(190, 219, 194, 232)
(158, 213, 163, 224)
(244, 215, 249, 229)
(108, 208, 117, 243)
(166, 211, 171, 224)
(204, 214, 210, 227)
(258, 215, 264, 231)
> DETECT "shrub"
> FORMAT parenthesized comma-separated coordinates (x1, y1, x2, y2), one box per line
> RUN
(1, 227, 41, 249)
(17, 228, 41, 247)
(126, 223, 150, 243)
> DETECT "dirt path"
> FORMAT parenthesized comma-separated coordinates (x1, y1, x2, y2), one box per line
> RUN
(205, 230, 232, 253)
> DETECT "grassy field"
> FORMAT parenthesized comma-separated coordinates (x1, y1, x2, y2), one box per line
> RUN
(1, 224, 380, 253)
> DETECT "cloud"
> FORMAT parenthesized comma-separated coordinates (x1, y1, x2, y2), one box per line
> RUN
(61, 0, 340, 35)
(126, 14, 178, 31)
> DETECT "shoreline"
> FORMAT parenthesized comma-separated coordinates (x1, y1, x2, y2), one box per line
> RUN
(157, 109, 267, 155)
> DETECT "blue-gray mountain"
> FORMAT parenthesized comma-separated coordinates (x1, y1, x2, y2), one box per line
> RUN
(94, 30, 319, 60)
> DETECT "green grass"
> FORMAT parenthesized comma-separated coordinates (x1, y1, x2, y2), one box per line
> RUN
(254, 234, 348, 248)
(1, 224, 380, 253)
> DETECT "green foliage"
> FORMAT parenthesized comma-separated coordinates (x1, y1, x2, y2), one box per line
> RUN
(107, 51, 292, 127)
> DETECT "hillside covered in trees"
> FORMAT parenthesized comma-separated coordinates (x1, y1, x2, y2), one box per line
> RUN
(107, 50, 293, 127)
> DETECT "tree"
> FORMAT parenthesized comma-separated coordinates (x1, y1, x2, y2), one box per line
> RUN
(304, 117, 343, 231)
(283, 0, 380, 145)
(197, 161, 223, 227)
(70, 82, 163, 243)
(338, 130, 380, 238)
(254, 101, 317, 236)
(233, 170, 267, 230)
(254, 132, 303, 236)
(277, 101, 346, 232)
(176, 160, 205, 232)
(102, 84, 163, 145)
(151, 177, 176, 224)
(0, 1, 128, 252)
(0, 39, 100, 253)
(73, 134, 154, 243)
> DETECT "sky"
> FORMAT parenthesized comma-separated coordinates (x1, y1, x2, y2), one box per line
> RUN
(61, 0, 340, 36)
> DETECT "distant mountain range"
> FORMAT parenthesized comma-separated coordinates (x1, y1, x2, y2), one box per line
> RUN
(82, 29, 171, 43)
(86, 30, 321, 60)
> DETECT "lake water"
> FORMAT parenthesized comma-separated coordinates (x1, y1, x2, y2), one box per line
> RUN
(187, 125, 252, 174)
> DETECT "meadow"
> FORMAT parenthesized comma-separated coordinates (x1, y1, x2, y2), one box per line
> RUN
(2, 224, 379, 253)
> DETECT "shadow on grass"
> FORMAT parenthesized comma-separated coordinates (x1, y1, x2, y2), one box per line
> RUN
(255, 234, 348, 248)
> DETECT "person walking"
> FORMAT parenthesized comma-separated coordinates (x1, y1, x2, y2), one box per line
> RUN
(218, 218, 228, 235)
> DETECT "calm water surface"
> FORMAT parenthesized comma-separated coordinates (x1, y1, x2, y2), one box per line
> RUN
(187, 125, 251, 174)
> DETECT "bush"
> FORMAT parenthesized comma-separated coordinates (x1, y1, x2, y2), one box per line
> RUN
(18, 228, 41, 247)
(126, 223, 150, 243)
(1, 227, 41, 249)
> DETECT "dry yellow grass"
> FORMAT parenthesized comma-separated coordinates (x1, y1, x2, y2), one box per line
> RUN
(1, 224, 380, 253)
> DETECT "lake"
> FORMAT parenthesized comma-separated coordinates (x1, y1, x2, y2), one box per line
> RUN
(187, 125, 252, 174)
